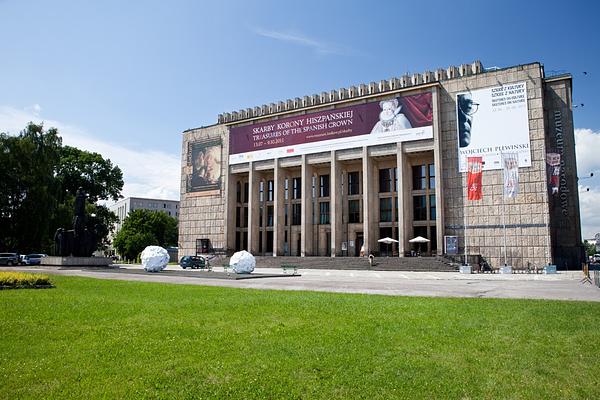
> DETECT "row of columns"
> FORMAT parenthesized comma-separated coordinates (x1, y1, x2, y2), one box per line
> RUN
(232, 145, 435, 257)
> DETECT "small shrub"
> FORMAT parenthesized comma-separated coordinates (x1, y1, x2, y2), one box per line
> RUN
(0, 272, 52, 288)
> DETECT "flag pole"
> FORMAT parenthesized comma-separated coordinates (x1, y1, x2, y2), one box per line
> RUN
(464, 171, 468, 266)
(502, 174, 507, 266)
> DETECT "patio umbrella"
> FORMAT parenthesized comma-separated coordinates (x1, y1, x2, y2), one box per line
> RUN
(408, 236, 430, 254)
(377, 237, 398, 256)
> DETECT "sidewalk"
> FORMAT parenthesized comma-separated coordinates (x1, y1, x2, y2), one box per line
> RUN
(3, 264, 599, 302)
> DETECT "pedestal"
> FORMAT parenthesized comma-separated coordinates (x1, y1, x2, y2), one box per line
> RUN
(42, 256, 112, 267)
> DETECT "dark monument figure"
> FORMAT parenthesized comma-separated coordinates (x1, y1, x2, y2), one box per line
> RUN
(54, 187, 104, 257)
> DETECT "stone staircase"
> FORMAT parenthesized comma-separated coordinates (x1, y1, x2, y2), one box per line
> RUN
(213, 256, 459, 272)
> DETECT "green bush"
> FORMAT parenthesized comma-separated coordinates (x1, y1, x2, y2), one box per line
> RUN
(0, 271, 52, 288)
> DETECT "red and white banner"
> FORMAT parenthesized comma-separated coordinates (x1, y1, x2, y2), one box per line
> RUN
(502, 153, 519, 199)
(546, 153, 561, 195)
(467, 156, 483, 201)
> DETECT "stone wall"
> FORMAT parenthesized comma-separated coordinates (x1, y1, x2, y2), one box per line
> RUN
(543, 78, 583, 268)
(439, 63, 551, 268)
(178, 124, 229, 257)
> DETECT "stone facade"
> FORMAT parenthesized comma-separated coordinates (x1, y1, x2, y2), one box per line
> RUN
(179, 61, 583, 269)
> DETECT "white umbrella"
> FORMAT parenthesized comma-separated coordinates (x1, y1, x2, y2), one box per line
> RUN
(377, 237, 399, 256)
(377, 237, 399, 244)
(408, 236, 430, 255)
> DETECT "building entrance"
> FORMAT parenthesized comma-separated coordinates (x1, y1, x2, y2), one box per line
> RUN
(355, 232, 364, 257)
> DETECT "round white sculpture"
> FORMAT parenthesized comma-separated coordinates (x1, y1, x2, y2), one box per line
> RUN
(229, 250, 255, 274)
(141, 246, 169, 272)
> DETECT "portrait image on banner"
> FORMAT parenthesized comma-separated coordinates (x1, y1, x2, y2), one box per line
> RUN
(546, 152, 561, 195)
(456, 82, 531, 172)
(502, 153, 519, 199)
(229, 92, 433, 164)
(186, 139, 222, 193)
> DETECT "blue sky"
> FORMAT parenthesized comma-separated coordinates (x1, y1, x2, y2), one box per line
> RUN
(1, 0, 599, 237)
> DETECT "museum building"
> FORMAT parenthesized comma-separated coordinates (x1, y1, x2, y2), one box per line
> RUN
(179, 61, 583, 268)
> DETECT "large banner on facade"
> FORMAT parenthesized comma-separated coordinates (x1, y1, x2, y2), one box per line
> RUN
(186, 139, 223, 193)
(456, 82, 531, 172)
(229, 92, 433, 164)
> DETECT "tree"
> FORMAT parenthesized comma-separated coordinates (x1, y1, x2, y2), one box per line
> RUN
(583, 240, 597, 257)
(0, 123, 123, 254)
(112, 209, 178, 260)
(0, 124, 62, 252)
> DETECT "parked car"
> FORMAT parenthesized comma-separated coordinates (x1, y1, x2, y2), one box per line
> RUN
(0, 253, 20, 266)
(23, 254, 47, 265)
(179, 256, 210, 270)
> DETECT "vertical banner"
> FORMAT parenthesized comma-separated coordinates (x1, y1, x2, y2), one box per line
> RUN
(502, 153, 519, 199)
(546, 153, 561, 195)
(467, 156, 483, 200)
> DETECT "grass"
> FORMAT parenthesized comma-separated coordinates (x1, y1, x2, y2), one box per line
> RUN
(0, 271, 52, 288)
(1, 276, 599, 399)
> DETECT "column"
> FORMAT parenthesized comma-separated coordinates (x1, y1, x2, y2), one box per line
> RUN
(247, 162, 260, 254)
(330, 150, 342, 257)
(301, 155, 313, 256)
(432, 86, 445, 255)
(362, 147, 375, 255)
(273, 159, 286, 256)
(396, 143, 407, 256)
(225, 170, 237, 252)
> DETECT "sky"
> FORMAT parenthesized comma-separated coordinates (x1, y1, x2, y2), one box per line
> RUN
(1, 0, 599, 237)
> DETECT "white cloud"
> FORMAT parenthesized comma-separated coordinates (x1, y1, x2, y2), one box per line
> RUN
(579, 186, 600, 239)
(253, 27, 354, 55)
(575, 128, 600, 177)
(0, 105, 180, 204)
(576, 128, 600, 238)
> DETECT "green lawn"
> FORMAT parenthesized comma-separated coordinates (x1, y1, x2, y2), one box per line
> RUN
(1, 276, 599, 399)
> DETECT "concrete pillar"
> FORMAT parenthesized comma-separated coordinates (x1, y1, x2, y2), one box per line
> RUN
(225, 170, 237, 252)
(330, 151, 342, 256)
(301, 155, 313, 256)
(432, 86, 445, 255)
(396, 143, 407, 256)
(247, 162, 260, 255)
(273, 159, 286, 256)
(362, 147, 375, 255)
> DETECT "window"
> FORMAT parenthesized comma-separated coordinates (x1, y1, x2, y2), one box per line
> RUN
(243, 182, 249, 203)
(236, 182, 242, 202)
(429, 195, 436, 220)
(292, 203, 301, 225)
(379, 198, 393, 222)
(348, 171, 360, 195)
(379, 168, 393, 193)
(284, 178, 289, 200)
(259, 206, 263, 227)
(236, 207, 241, 228)
(243, 207, 248, 227)
(284, 204, 288, 226)
(428, 164, 436, 189)
(292, 177, 302, 199)
(319, 174, 330, 197)
(259, 181, 264, 203)
(348, 200, 360, 223)
(267, 205, 274, 226)
(413, 196, 427, 221)
(319, 202, 330, 224)
(412, 165, 427, 190)
(267, 180, 274, 202)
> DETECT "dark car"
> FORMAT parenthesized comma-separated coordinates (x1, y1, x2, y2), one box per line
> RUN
(179, 256, 211, 270)
(0, 253, 20, 266)
(23, 254, 47, 265)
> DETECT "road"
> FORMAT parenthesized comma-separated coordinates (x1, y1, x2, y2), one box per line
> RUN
(3, 263, 600, 302)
